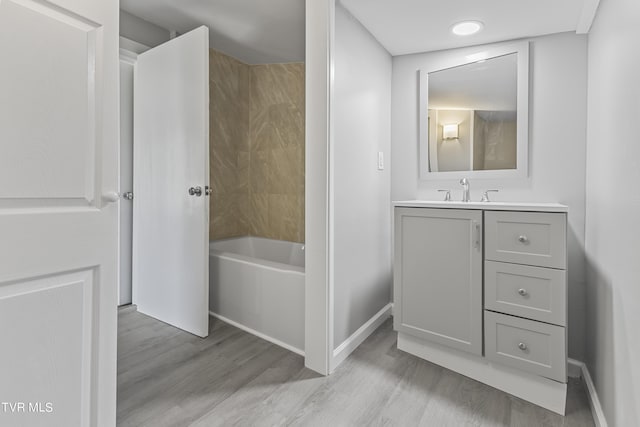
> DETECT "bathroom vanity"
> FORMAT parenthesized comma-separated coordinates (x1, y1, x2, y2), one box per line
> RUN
(393, 200, 568, 414)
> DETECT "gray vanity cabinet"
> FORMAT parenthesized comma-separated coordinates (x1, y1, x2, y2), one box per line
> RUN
(393, 207, 483, 355)
(393, 206, 568, 376)
(393, 202, 569, 414)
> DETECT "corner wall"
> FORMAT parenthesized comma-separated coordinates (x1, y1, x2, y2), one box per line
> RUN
(585, 0, 640, 424)
(391, 32, 589, 361)
(332, 4, 392, 353)
(304, 0, 333, 374)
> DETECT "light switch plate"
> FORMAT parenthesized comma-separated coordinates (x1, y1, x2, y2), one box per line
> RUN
(378, 152, 384, 170)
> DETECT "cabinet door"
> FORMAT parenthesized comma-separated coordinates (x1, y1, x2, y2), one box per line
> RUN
(394, 208, 483, 355)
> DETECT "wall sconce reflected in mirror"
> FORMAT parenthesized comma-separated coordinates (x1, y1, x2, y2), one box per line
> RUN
(442, 123, 459, 140)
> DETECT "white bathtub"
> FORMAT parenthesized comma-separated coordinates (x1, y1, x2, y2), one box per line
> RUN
(209, 237, 305, 354)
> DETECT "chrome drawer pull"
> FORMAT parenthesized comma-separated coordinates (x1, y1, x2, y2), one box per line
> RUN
(518, 235, 529, 244)
(473, 221, 481, 250)
(518, 342, 528, 351)
(518, 288, 528, 297)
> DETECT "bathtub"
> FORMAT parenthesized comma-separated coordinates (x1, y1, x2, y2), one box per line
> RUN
(209, 236, 305, 354)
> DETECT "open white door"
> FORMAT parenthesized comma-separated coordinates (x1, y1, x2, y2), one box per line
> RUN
(133, 27, 210, 338)
(0, 0, 119, 425)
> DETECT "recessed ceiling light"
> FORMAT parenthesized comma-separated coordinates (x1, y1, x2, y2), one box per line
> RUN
(451, 21, 484, 36)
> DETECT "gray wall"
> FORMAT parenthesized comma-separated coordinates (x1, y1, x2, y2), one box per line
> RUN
(585, 0, 640, 425)
(333, 4, 392, 348)
(120, 10, 170, 48)
(391, 32, 588, 361)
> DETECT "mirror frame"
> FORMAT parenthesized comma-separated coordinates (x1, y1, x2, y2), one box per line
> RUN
(419, 41, 529, 180)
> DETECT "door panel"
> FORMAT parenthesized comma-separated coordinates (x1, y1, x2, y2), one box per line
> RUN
(133, 27, 210, 337)
(0, 0, 118, 425)
(0, 0, 101, 206)
(0, 270, 94, 425)
(394, 208, 483, 355)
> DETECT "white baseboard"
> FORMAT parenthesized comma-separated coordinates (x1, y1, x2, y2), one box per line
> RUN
(330, 303, 393, 372)
(209, 311, 305, 357)
(568, 358, 608, 427)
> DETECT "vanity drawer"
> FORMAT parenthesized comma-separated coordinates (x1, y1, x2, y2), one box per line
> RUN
(485, 211, 566, 269)
(485, 261, 566, 326)
(485, 311, 566, 382)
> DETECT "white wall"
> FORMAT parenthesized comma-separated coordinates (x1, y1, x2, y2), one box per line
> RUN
(585, 0, 640, 424)
(120, 10, 170, 48)
(391, 32, 588, 360)
(304, 0, 333, 375)
(333, 3, 392, 349)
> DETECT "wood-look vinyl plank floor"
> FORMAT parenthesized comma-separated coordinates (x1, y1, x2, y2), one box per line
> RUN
(117, 307, 594, 427)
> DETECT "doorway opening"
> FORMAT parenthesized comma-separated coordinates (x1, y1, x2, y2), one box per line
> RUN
(116, 5, 307, 417)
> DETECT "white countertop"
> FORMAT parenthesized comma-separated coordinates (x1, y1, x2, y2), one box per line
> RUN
(393, 200, 569, 213)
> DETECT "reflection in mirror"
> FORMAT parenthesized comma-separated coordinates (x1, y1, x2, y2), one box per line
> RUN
(428, 53, 517, 172)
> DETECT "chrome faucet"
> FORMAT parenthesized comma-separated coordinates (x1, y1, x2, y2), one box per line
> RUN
(460, 178, 470, 202)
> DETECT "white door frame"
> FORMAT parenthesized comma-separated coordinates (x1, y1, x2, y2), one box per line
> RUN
(118, 43, 136, 307)
(117, 37, 147, 306)
(304, 0, 335, 375)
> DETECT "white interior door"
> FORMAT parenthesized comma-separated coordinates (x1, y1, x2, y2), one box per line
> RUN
(0, 0, 119, 425)
(133, 27, 210, 338)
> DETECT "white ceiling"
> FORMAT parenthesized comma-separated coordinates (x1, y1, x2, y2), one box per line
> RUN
(340, 0, 599, 56)
(120, 0, 305, 64)
(121, 0, 599, 64)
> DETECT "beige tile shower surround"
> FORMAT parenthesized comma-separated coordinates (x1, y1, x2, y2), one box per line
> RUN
(209, 49, 304, 243)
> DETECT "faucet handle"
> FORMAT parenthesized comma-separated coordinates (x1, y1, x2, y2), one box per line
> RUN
(437, 189, 451, 201)
(481, 189, 499, 202)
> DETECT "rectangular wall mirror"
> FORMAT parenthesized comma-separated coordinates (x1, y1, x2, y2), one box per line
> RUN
(419, 42, 529, 180)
